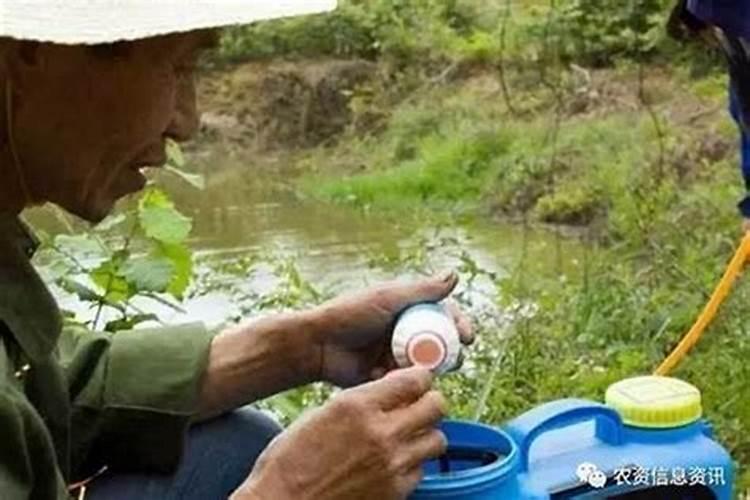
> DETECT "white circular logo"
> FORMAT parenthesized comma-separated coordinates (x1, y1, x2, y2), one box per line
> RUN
(576, 462, 598, 483)
(576, 462, 607, 489)
(588, 470, 607, 489)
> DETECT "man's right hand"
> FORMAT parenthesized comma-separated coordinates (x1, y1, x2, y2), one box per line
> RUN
(231, 367, 447, 500)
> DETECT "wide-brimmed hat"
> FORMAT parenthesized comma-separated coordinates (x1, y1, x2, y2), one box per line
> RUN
(0, 0, 337, 44)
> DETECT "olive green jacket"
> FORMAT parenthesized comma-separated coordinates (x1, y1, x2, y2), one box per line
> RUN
(0, 215, 215, 499)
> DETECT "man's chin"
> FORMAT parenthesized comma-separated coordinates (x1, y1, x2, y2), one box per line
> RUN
(60, 196, 120, 225)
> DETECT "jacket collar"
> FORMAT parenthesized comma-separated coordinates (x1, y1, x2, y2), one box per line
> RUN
(0, 213, 61, 362)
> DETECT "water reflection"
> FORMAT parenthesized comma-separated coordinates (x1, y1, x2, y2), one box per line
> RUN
(25, 154, 584, 329)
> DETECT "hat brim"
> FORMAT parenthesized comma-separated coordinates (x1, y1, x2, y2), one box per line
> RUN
(0, 0, 337, 44)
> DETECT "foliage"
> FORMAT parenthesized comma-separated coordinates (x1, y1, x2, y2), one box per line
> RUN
(285, 13, 748, 483)
(34, 142, 200, 332)
(533, 178, 603, 225)
(217, 0, 471, 62)
(212, 0, 688, 71)
(539, 0, 672, 67)
(311, 127, 512, 212)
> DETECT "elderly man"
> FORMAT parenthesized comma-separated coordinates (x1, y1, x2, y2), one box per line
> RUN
(0, 2, 473, 499)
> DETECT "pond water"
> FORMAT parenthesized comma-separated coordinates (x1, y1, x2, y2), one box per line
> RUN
(26, 152, 585, 330)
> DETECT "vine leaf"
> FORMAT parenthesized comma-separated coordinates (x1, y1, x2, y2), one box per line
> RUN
(57, 277, 101, 303)
(54, 234, 106, 259)
(122, 256, 175, 293)
(138, 188, 193, 244)
(165, 165, 206, 190)
(156, 242, 193, 299)
(94, 213, 127, 232)
(166, 139, 186, 167)
(90, 259, 132, 303)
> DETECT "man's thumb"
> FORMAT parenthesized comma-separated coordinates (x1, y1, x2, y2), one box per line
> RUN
(413, 271, 458, 303)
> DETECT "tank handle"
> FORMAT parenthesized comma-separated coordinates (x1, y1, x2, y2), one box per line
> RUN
(503, 398, 624, 472)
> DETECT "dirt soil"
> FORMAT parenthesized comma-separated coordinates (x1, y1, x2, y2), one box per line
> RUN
(194, 60, 734, 192)
(196, 59, 379, 153)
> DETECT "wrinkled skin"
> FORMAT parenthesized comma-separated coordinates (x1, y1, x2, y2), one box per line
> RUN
(0, 31, 474, 500)
(236, 368, 448, 500)
(0, 31, 214, 221)
(314, 272, 473, 387)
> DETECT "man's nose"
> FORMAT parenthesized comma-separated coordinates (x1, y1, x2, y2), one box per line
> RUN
(166, 74, 200, 142)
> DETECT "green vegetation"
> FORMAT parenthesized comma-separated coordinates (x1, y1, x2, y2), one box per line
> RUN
(214, 0, 750, 488)
(34, 141, 196, 332)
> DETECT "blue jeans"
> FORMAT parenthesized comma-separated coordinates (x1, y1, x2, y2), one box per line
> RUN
(87, 407, 282, 500)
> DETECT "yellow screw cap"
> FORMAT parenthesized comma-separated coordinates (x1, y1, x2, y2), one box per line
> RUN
(605, 376, 702, 429)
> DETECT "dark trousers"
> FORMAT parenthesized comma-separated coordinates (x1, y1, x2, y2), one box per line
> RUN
(87, 407, 282, 500)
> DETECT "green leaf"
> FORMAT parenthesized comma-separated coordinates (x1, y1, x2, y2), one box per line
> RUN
(156, 242, 193, 299)
(57, 277, 101, 302)
(122, 256, 175, 293)
(37, 255, 76, 282)
(166, 139, 186, 167)
(54, 234, 105, 259)
(90, 260, 133, 303)
(165, 164, 206, 190)
(138, 188, 193, 244)
(266, 392, 305, 421)
(94, 213, 127, 232)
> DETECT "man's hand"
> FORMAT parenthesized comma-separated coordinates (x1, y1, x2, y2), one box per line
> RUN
(197, 272, 472, 419)
(309, 272, 474, 388)
(743, 218, 750, 233)
(231, 367, 447, 500)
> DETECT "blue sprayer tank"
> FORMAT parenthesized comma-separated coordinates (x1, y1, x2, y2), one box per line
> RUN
(412, 376, 734, 499)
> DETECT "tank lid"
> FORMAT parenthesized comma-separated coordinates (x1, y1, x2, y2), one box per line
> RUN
(605, 376, 702, 429)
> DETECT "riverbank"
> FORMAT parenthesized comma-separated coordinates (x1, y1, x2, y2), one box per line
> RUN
(196, 58, 737, 230)
(192, 44, 750, 492)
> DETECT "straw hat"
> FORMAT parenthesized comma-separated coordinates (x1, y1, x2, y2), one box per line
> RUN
(0, 0, 338, 44)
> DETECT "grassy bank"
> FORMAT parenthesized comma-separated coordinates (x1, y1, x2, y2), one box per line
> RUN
(206, 0, 750, 490)
(294, 64, 750, 487)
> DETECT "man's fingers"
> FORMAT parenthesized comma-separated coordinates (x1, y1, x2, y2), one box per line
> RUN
(356, 366, 434, 410)
(395, 467, 425, 499)
(444, 300, 474, 345)
(402, 271, 459, 305)
(391, 390, 447, 437)
(402, 429, 448, 470)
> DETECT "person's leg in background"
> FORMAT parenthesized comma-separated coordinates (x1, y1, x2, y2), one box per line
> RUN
(85, 406, 282, 500)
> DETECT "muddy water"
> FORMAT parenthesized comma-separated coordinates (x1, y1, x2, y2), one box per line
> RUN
(27, 155, 584, 329)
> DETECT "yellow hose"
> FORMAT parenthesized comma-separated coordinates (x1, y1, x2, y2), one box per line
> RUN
(655, 233, 750, 376)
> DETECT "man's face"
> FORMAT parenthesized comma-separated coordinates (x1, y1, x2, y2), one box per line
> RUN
(7, 30, 217, 222)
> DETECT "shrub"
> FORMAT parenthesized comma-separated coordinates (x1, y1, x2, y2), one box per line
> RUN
(532, 0, 671, 67)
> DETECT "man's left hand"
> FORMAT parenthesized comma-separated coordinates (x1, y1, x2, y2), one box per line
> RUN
(308, 272, 474, 388)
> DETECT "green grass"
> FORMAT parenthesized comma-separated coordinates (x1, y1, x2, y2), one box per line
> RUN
(310, 127, 513, 211)
(290, 62, 750, 490)
(203, 1, 750, 491)
(303, 84, 685, 227)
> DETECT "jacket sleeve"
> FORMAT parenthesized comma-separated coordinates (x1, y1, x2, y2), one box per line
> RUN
(57, 322, 214, 476)
(0, 388, 71, 499)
